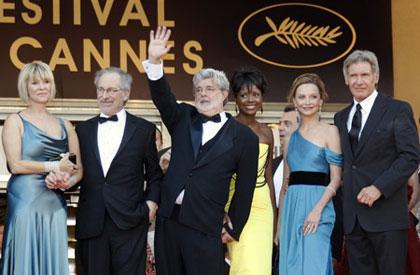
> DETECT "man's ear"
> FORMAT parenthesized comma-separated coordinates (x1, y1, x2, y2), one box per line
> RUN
(222, 90, 229, 106)
(222, 90, 229, 100)
(123, 90, 131, 102)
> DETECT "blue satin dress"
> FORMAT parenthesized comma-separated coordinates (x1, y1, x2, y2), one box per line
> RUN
(279, 130, 342, 275)
(1, 115, 69, 275)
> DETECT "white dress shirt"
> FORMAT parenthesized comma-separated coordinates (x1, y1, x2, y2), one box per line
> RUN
(202, 112, 228, 144)
(97, 109, 126, 176)
(273, 159, 284, 207)
(347, 90, 378, 138)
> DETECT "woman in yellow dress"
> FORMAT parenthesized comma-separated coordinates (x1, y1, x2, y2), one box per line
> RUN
(224, 68, 276, 275)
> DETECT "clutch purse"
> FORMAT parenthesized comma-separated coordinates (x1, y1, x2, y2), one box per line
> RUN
(49, 153, 77, 164)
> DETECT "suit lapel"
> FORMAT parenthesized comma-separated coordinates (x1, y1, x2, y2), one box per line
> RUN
(272, 155, 283, 173)
(338, 105, 353, 159)
(89, 116, 102, 165)
(190, 114, 202, 160)
(193, 117, 235, 170)
(113, 113, 137, 160)
(354, 94, 387, 158)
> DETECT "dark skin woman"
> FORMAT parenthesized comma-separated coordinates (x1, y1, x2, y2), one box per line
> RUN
(224, 68, 276, 275)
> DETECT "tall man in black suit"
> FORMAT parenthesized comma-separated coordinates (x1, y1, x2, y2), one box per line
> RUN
(74, 67, 162, 274)
(334, 50, 420, 275)
(142, 27, 259, 275)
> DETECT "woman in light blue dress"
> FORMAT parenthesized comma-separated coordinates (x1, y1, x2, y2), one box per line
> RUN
(1, 61, 82, 275)
(278, 73, 342, 275)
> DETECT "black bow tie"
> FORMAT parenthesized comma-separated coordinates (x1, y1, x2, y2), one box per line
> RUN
(199, 113, 221, 123)
(98, 115, 118, 124)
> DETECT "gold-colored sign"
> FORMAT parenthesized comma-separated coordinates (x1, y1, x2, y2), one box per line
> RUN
(238, 3, 357, 68)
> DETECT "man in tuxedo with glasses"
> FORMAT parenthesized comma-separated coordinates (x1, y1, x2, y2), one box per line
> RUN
(142, 26, 259, 275)
(75, 67, 162, 275)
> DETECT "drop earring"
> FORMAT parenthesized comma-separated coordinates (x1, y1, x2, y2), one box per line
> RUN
(260, 105, 264, 114)
(235, 104, 238, 114)
(318, 105, 322, 120)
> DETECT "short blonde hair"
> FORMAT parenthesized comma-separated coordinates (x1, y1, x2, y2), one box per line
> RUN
(18, 61, 56, 103)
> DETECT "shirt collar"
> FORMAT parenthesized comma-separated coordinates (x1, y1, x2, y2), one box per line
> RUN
(353, 90, 378, 113)
(219, 111, 227, 122)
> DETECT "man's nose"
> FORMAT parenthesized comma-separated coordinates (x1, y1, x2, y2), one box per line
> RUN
(101, 91, 110, 99)
(355, 76, 364, 84)
(278, 122, 285, 130)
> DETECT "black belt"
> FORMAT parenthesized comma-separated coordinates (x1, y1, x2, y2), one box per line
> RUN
(288, 171, 329, 186)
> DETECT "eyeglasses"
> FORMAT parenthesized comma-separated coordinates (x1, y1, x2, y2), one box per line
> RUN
(193, 86, 220, 94)
(96, 87, 122, 95)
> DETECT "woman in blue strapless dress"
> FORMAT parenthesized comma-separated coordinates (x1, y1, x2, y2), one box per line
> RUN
(278, 73, 343, 275)
(1, 61, 82, 275)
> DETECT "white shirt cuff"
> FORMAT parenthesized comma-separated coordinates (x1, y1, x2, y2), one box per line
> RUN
(142, 60, 164, 81)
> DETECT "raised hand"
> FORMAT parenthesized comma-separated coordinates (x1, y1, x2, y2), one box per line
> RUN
(148, 26, 172, 64)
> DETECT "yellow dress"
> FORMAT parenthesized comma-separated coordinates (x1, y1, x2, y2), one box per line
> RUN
(225, 143, 273, 275)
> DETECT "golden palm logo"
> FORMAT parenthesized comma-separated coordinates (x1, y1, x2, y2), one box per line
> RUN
(238, 3, 356, 68)
(255, 17, 343, 49)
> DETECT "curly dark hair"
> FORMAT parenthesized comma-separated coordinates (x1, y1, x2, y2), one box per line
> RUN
(230, 67, 268, 97)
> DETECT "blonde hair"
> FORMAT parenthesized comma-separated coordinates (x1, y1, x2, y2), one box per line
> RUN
(18, 61, 56, 103)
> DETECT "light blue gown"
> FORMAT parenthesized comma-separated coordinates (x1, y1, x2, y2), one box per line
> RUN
(279, 130, 342, 275)
(1, 115, 69, 275)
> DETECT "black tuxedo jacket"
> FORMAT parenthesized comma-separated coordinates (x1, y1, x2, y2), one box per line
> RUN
(334, 93, 419, 234)
(75, 112, 162, 239)
(148, 76, 259, 240)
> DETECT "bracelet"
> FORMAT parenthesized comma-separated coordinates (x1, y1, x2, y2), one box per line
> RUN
(44, 161, 60, 173)
(326, 185, 336, 196)
(67, 176, 77, 188)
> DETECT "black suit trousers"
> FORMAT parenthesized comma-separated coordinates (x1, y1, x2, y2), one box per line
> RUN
(76, 212, 148, 275)
(346, 219, 408, 275)
(155, 206, 224, 275)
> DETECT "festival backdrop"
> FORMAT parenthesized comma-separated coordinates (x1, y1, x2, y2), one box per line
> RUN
(0, 0, 392, 103)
